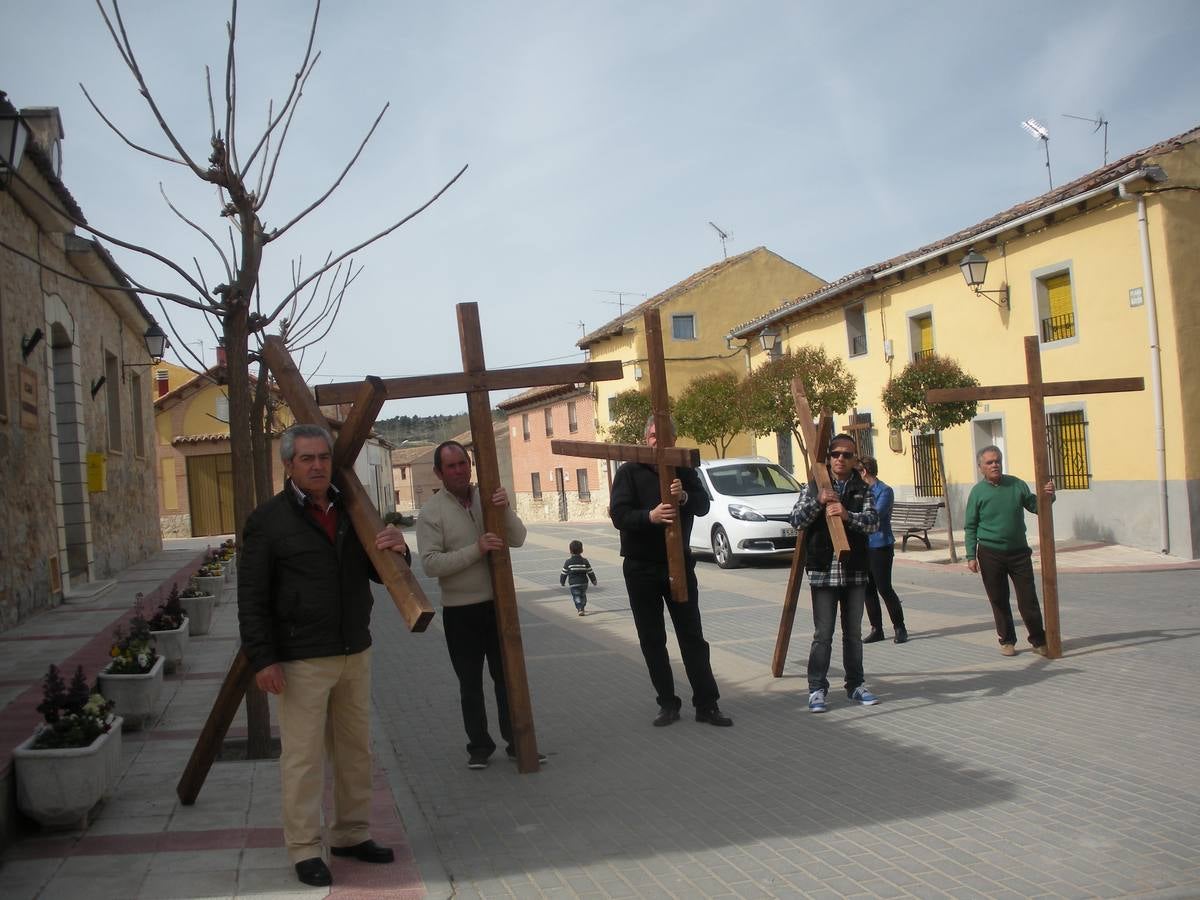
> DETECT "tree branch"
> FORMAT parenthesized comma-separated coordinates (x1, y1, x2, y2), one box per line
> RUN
(78, 84, 188, 167)
(159, 183, 233, 283)
(0, 236, 210, 312)
(265, 102, 390, 242)
(240, 0, 322, 179)
(94, 0, 209, 179)
(262, 163, 468, 322)
(255, 56, 319, 210)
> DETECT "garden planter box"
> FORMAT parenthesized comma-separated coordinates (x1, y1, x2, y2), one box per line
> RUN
(14, 716, 124, 827)
(191, 573, 227, 605)
(151, 616, 190, 673)
(184, 592, 218, 636)
(222, 558, 237, 582)
(98, 655, 165, 730)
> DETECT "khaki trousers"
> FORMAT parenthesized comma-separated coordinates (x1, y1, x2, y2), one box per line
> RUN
(278, 648, 372, 863)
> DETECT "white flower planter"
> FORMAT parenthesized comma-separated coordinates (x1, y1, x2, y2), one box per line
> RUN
(151, 616, 190, 673)
(14, 715, 124, 828)
(191, 573, 226, 605)
(183, 591, 217, 636)
(222, 557, 237, 582)
(98, 655, 165, 730)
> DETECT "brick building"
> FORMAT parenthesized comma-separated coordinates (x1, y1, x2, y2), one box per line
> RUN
(498, 384, 607, 523)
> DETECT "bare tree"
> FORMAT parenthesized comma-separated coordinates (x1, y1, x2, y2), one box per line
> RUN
(2, 0, 466, 757)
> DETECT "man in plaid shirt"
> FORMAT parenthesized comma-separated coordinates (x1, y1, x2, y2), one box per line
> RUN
(789, 433, 880, 713)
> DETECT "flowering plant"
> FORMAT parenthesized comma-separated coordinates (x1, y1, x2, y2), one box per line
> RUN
(195, 561, 223, 578)
(107, 601, 159, 674)
(32, 664, 114, 749)
(147, 586, 187, 632)
(217, 538, 237, 561)
(180, 584, 212, 600)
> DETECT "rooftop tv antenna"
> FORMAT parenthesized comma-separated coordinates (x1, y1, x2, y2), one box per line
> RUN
(708, 221, 730, 259)
(1063, 111, 1109, 165)
(594, 289, 647, 315)
(1021, 118, 1053, 190)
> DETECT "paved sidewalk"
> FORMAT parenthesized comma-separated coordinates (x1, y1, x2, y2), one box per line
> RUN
(1, 539, 425, 899)
(375, 522, 1200, 899)
(3, 527, 1198, 898)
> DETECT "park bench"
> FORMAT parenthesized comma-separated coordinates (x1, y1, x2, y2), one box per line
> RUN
(892, 500, 944, 551)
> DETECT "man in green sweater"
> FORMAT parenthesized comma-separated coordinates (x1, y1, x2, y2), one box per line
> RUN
(964, 445, 1055, 657)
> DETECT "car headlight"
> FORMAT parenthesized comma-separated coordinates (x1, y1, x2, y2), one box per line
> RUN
(728, 503, 766, 522)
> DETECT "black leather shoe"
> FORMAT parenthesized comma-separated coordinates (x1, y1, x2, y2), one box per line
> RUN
(295, 857, 333, 886)
(863, 628, 885, 644)
(331, 839, 395, 864)
(695, 705, 733, 727)
(653, 706, 681, 727)
(894, 626, 909, 644)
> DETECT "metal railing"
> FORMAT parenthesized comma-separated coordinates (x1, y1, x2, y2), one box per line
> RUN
(913, 347, 936, 361)
(910, 433, 944, 498)
(1041, 312, 1075, 343)
(1046, 411, 1090, 489)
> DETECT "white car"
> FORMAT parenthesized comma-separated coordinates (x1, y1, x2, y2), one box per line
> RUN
(689, 456, 803, 568)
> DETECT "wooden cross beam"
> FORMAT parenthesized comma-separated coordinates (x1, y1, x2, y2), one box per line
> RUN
(178, 340, 438, 804)
(770, 378, 849, 676)
(549, 309, 696, 604)
(927, 335, 1144, 659)
(313, 304, 623, 773)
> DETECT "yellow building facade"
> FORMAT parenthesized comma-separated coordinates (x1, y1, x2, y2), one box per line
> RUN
(731, 125, 1200, 559)
(579, 247, 825, 458)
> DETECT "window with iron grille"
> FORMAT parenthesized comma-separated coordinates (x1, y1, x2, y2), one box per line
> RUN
(576, 468, 590, 500)
(531, 472, 542, 500)
(1036, 270, 1076, 344)
(910, 432, 943, 498)
(1046, 410, 1090, 489)
(522, 413, 530, 442)
(845, 304, 867, 358)
(544, 408, 553, 437)
(849, 411, 874, 458)
(568, 401, 578, 433)
(909, 313, 934, 361)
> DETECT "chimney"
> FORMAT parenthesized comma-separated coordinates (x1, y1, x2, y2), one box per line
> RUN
(18, 107, 64, 178)
(155, 369, 170, 398)
(215, 339, 227, 367)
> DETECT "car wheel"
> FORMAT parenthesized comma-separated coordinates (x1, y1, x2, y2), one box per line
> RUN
(712, 525, 740, 569)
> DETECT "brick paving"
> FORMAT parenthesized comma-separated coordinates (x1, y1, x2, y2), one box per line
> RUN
(2, 526, 1197, 898)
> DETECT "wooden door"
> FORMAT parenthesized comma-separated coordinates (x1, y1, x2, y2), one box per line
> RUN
(187, 453, 235, 536)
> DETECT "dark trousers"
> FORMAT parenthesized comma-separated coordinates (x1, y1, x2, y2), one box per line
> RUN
(977, 544, 1046, 647)
(864, 545, 905, 631)
(622, 558, 719, 710)
(442, 600, 512, 756)
(807, 584, 867, 695)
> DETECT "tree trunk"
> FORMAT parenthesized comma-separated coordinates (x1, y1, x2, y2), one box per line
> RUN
(250, 358, 273, 506)
(936, 433, 959, 563)
(224, 310, 273, 759)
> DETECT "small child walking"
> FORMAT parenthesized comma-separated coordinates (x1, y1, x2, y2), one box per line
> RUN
(560, 539, 598, 616)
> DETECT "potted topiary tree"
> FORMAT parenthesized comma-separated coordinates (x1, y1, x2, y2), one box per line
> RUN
(147, 587, 190, 674)
(97, 601, 164, 730)
(13, 664, 122, 828)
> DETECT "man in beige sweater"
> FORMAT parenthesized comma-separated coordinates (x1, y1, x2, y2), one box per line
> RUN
(416, 440, 529, 770)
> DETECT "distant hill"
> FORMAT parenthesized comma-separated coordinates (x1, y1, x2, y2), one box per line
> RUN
(375, 409, 504, 446)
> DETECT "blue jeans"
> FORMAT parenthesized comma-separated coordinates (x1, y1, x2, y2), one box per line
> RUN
(807, 584, 867, 695)
(569, 585, 588, 611)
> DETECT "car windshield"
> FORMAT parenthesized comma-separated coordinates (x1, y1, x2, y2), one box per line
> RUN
(707, 463, 801, 497)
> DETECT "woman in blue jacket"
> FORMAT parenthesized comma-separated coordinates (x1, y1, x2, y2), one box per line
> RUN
(859, 457, 908, 644)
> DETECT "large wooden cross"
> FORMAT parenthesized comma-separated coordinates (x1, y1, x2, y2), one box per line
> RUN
(770, 379, 851, 676)
(177, 340, 439, 803)
(550, 309, 699, 604)
(927, 335, 1144, 659)
(312, 303, 621, 772)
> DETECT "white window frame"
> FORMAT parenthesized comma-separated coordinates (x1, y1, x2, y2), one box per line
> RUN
(1030, 261, 1080, 349)
(671, 313, 697, 341)
(906, 306, 936, 362)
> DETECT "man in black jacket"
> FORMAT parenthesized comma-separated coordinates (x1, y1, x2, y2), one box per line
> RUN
(238, 424, 411, 888)
(609, 417, 732, 728)
(788, 433, 880, 714)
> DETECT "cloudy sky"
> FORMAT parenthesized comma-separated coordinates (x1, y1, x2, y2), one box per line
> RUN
(4, 1, 1198, 415)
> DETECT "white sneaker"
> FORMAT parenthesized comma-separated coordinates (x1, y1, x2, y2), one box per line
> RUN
(807, 689, 827, 713)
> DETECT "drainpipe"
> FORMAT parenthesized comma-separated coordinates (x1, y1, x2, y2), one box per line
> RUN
(1119, 179, 1169, 553)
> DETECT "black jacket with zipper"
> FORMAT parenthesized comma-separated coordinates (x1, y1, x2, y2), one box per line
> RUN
(237, 480, 404, 672)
